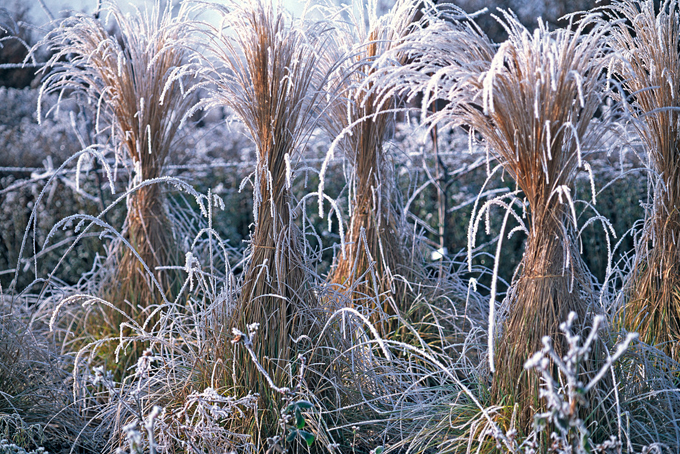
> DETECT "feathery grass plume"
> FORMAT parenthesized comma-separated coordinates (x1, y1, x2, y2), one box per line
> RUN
(394, 7, 616, 432)
(320, 0, 422, 332)
(607, 0, 680, 362)
(191, 0, 330, 440)
(37, 0, 195, 330)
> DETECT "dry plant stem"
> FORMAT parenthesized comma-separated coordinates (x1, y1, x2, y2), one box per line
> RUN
(192, 0, 326, 441)
(329, 114, 406, 326)
(494, 216, 596, 429)
(325, 0, 419, 328)
(237, 161, 308, 396)
(114, 183, 178, 324)
(626, 219, 680, 357)
(38, 0, 194, 325)
(393, 7, 615, 433)
(608, 0, 680, 360)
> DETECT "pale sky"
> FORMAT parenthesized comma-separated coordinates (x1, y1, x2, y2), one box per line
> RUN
(29, 0, 114, 22)
(25, 0, 307, 25)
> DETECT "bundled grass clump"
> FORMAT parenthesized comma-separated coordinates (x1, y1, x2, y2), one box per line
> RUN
(608, 0, 680, 360)
(320, 0, 422, 330)
(190, 0, 331, 438)
(38, 0, 195, 327)
(392, 7, 616, 432)
(8, 1, 680, 452)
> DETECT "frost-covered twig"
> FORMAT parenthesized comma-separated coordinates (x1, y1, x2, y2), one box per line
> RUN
(523, 312, 638, 453)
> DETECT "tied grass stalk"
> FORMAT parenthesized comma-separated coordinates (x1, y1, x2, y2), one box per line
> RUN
(475, 13, 612, 432)
(37, 0, 195, 330)
(608, 0, 680, 361)
(321, 0, 422, 332)
(192, 0, 330, 440)
(397, 7, 615, 431)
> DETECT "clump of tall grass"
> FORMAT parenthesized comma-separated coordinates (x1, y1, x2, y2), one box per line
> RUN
(308, 284, 490, 452)
(40, 183, 257, 453)
(186, 0, 332, 439)
(319, 0, 422, 330)
(607, 0, 680, 361)
(388, 6, 617, 431)
(0, 311, 98, 453)
(37, 0, 195, 328)
(310, 302, 637, 453)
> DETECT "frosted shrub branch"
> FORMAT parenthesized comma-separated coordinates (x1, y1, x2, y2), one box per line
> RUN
(523, 312, 638, 452)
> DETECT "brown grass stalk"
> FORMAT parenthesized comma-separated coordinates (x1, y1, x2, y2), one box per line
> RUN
(397, 8, 615, 431)
(193, 0, 330, 440)
(608, 0, 680, 360)
(38, 0, 195, 330)
(322, 0, 422, 331)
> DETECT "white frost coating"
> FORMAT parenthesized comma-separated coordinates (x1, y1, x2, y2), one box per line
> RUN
(545, 120, 552, 160)
(252, 166, 261, 224)
(97, 149, 116, 194)
(554, 185, 578, 229)
(564, 236, 571, 277)
(666, 69, 675, 99)
(534, 81, 541, 119)
(284, 152, 291, 190)
(317, 144, 334, 219)
(541, 145, 550, 184)
(37, 84, 45, 125)
(117, 51, 124, 77)
(184, 251, 200, 291)
(488, 199, 515, 373)
(507, 225, 525, 239)
(564, 122, 582, 167)
(75, 152, 89, 192)
(267, 170, 275, 220)
(467, 165, 506, 272)
(584, 161, 596, 205)
(571, 70, 585, 108)
(549, 50, 557, 91)
(482, 42, 509, 115)
(324, 197, 346, 260)
(96, 90, 106, 134)
(468, 277, 478, 294)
